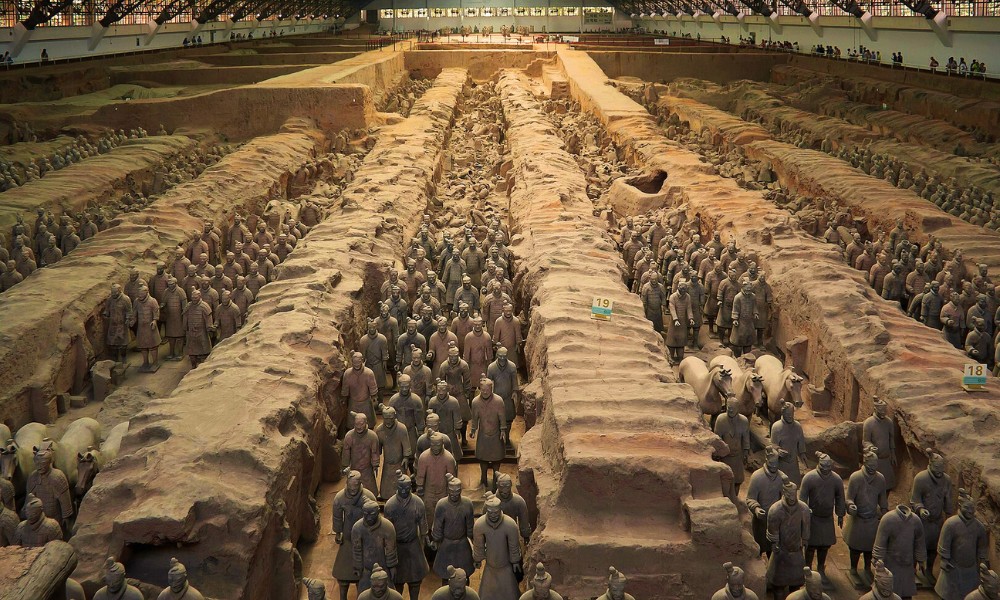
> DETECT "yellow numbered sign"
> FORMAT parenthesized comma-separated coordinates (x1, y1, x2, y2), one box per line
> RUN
(591, 297, 613, 321)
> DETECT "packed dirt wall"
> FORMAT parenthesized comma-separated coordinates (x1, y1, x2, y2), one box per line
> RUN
(70, 67, 470, 599)
(499, 68, 763, 600)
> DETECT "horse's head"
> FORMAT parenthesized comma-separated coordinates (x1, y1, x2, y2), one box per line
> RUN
(713, 367, 735, 397)
(75, 447, 101, 498)
(786, 372, 805, 407)
(748, 370, 765, 408)
(0, 440, 17, 480)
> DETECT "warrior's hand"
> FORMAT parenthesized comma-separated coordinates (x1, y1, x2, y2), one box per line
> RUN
(941, 559, 955, 572)
(890, 453, 897, 466)
(919, 508, 930, 520)
(335, 532, 343, 544)
(513, 562, 524, 578)
(733, 320, 739, 328)
(469, 429, 477, 440)
(673, 320, 681, 327)
(847, 502, 857, 516)
(754, 507, 765, 520)
(838, 515, 844, 528)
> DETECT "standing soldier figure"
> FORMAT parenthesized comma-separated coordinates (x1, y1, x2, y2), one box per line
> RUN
(473, 493, 522, 600)
(800, 452, 846, 586)
(333, 471, 377, 600)
(384, 471, 429, 600)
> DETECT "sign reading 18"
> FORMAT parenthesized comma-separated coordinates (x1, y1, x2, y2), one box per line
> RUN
(965, 364, 986, 377)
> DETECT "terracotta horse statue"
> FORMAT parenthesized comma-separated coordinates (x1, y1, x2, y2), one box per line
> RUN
(679, 356, 735, 426)
(709, 355, 764, 418)
(755, 355, 805, 422)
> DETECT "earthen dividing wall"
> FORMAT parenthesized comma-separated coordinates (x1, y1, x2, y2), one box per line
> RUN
(654, 89, 1000, 278)
(773, 64, 1000, 137)
(498, 69, 762, 600)
(0, 134, 207, 248)
(70, 68, 470, 599)
(75, 84, 374, 142)
(110, 65, 316, 86)
(195, 51, 362, 66)
(404, 49, 553, 81)
(556, 47, 1000, 566)
(587, 51, 790, 84)
(0, 122, 328, 429)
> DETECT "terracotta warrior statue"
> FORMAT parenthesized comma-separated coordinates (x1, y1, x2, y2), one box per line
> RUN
(715, 396, 751, 496)
(343, 412, 380, 496)
(766, 478, 811, 600)
(303, 578, 327, 600)
(520, 563, 562, 600)
(160, 276, 187, 361)
(430, 566, 480, 600)
(104, 283, 132, 365)
(845, 443, 889, 588)
(935, 489, 989, 600)
(93, 557, 143, 600)
(416, 432, 458, 531)
(667, 280, 696, 364)
(747, 445, 787, 558)
(384, 470, 429, 600)
(787, 567, 831, 600)
(11, 494, 61, 547)
(711, 562, 759, 600)
(910, 448, 953, 584)
(965, 564, 1000, 600)
(470, 377, 507, 489)
(352, 499, 398, 592)
(473, 492, 522, 600)
(495, 473, 531, 543)
(859, 560, 901, 600)
(799, 452, 846, 586)
(357, 564, 403, 600)
(183, 288, 214, 368)
(26, 440, 73, 529)
(862, 398, 897, 489)
(770, 402, 807, 484)
(873, 504, 926, 600)
(156, 558, 205, 600)
(428, 379, 462, 456)
(431, 475, 475, 584)
(376, 406, 411, 501)
(730, 279, 757, 358)
(129, 284, 161, 372)
(597, 567, 635, 600)
(332, 470, 377, 600)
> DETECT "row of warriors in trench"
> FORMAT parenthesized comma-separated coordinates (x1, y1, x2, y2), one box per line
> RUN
(618, 211, 990, 600)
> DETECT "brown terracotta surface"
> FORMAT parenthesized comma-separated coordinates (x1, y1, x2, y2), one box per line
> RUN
(499, 68, 762, 600)
(69, 67, 469, 600)
(0, 540, 78, 600)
